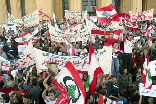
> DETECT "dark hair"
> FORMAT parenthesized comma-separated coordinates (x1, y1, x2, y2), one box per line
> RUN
(23, 93, 32, 100)
(118, 89, 125, 97)
(8, 74, 14, 81)
(99, 88, 106, 95)
(19, 82, 24, 90)
(112, 41, 117, 46)
(112, 75, 117, 79)
(85, 92, 91, 103)
(48, 89, 56, 95)
(15, 93, 23, 102)
(1, 94, 10, 103)
(32, 78, 37, 86)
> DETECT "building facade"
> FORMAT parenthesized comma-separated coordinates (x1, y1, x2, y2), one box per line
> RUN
(0, 0, 156, 24)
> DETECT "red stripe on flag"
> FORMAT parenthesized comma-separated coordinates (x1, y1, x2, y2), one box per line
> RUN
(65, 61, 86, 103)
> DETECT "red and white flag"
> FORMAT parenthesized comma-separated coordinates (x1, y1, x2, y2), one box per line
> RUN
(142, 53, 152, 89)
(14, 31, 33, 44)
(86, 43, 103, 93)
(52, 61, 86, 104)
(64, 38, 75, 56)
(144, 26, 154, 39)
(124, 19, 139, 29)
(92, 4, 119, 23)
(80, 48, 88, 55)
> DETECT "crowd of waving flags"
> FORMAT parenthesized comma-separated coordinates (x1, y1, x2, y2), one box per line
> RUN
(0, 3, 155, 103)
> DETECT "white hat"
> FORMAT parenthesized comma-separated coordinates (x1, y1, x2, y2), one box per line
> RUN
(7, 39, 11, 43)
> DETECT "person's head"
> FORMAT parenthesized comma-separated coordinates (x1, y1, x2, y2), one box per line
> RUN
(110, 32, 114, 38)
(118, 89, 125, 97)
(132, 61, 137, 67)
(18, 82, 24, 90)
(23, 93, 32, 104)
(99, 88, 107, 95)
(101, 36, 104, 41)
(139, 51, 144, 57)
(0, 94, 10, 103)
(112, 76, 117, 84)
(99, 44, 103, 49)
(122, 68, 127, 75)
(132, 48, 137, 54)
(128, 35, 132, 41)
(6, 40, 11, 46)
(62, 52, 66, 56)
(8, 74, 14, 81)
(85, 92, 93, 104)
(137, 67, 142, 73)
(75, 44, 80, 49)
(48, 89, 56, 101)
(112, 41, 118, 47)
(0, 47, 3, 54)
(32, 78, 37, 86)
(132, 81, 139, 90)
(147, 97, 155, 104)
(134, 42, 138, 47)
(83, 74, 88, 81)
(63, 42, 66, 46)
(14, 93, 23, 102)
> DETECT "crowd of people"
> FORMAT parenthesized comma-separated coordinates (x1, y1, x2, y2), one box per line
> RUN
(0, 15, 156, 104)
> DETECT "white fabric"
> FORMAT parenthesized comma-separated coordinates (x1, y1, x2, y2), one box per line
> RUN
(44, 97, 56, 104)
(124, 39, 133, 53)
(96, 9, 116, 17)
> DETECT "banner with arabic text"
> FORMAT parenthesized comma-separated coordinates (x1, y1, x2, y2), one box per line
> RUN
(8, 10, 39, 27)
(129, 9, 154, 22)
(48, 24, 89, 42)
(65, 10, 87, 19)
(34, 46, 112, 74)
(0, 56, 10, 71)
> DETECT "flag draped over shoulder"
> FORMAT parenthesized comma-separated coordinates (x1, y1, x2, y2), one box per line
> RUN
(87, 43, 103, 93)
(14, 31, 33, 44)
(124, 19, 139, 29)
(142, 53, 152, 89)
(52, 61, 86, 104)
(92, 4, 119, 23)
(0, 56, 10, 71)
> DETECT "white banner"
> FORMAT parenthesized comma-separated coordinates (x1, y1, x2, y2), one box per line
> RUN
(65, 10, 87, 19)
(18, 45, 27, 57)
(129, 9, 154, 22)
(139, 83, 156, 97)
(48, 24, 89, 42)
(15, 41, 35, 68)
(0, 56, 10, 71)
(149, 60, 156, 76)
(34, 46, 112, 74)
(90, 16, 97, 22)
(8, 10, 39, 27)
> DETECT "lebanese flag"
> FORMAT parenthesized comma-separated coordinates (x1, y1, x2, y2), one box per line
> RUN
(124, 19, 139, 29)
(87, 43, 103, 93)
(104, 42, 123, 53)
(98, 94, 121, 104)
(144, 26, 154, 39)
(105, 29, 122, 40)
(64, 38, 75, 56)
(92, 4, 119, 23)
(14, 31, 33, 44)
(52, 61, 86, 104)
(142, 53, 152, 89)
(106, 21, 123, 30)
(80, 48, 88, 55)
